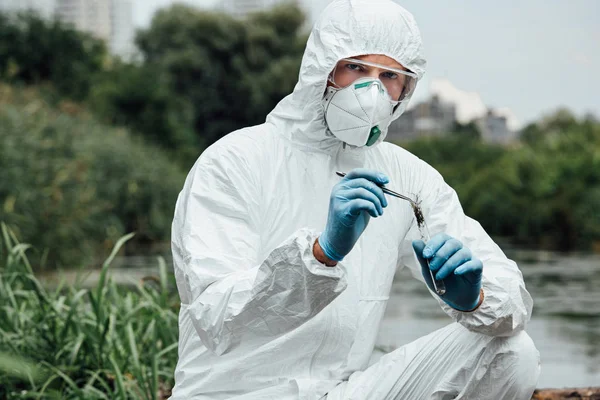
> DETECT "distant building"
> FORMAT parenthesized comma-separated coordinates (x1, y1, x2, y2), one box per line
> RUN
(55, 0, 112, 42)
(475, 110, 515, 144)
(54, 0, 134, 59)
(219, 0, 301, 18)
(110, 0, 135, 59)
(1, 0, 135, 59)
(0, 0, 55, 19)
(387, 95, 456, 142)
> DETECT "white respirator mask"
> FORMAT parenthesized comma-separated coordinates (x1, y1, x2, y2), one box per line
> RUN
(322, 78, 398, 147)
(321, 58, 418, 147)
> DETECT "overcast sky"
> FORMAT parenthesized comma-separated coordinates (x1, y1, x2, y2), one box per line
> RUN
(132, 0, 600, 127)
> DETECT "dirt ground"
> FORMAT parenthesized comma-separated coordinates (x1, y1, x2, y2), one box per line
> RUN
(532, 388, 600, 400)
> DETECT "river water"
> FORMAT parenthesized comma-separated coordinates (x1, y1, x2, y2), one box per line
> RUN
(45, 249, 600, 389)
(376, 250, 600, 389)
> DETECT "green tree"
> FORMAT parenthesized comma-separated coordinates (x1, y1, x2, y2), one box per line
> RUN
(402, 134, 505, 190)
(0, 11, 106, 100)
(90, 61, 199, 165)
(399, 109, 600, 251)
(134, 4, 307, 148)
(451, 121, 481, 140)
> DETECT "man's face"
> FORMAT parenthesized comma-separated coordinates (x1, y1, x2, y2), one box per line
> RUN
(328, 54, 413, 101)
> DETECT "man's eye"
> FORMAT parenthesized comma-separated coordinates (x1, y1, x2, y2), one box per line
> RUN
(382, 72, 398, 80)
(346, 64, 364, 71)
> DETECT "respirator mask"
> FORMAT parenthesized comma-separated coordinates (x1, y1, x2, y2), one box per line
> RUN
(322, 58, 418, 147)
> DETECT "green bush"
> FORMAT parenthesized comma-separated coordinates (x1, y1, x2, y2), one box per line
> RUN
(0, 227, 179, 399)
(1, 5, 308, 170)
(89, 62, 200, 169)
(133, 3, 307, 149)
(401, 111, 600, 251)
(0, 85, 187, 266)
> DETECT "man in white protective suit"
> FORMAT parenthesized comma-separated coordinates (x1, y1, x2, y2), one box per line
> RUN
(169, 0, 541, 399)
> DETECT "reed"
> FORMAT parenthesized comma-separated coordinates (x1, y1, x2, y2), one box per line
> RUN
(0, 223, 179, 399)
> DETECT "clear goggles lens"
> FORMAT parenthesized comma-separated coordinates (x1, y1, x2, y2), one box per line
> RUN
(329, 58, 418, 102)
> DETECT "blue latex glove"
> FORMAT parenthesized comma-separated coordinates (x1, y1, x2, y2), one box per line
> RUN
(319, 168, 389, 261)
(412, 233, 483, 311)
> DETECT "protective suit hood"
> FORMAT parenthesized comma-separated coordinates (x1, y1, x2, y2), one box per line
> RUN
(267, 0, 427, 153)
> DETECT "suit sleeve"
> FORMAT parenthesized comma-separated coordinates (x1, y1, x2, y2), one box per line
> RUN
(171, 143, 347, 355)
(400, 162, 533, 337)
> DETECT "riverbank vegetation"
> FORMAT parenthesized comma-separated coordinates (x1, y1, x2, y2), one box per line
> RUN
(0, 227, 179, 399)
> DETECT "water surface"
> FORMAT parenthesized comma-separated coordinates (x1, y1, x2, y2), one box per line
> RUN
(376, 251, 600, 388)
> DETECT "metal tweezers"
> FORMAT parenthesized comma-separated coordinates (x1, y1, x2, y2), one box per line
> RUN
(335, 171, 446, 295)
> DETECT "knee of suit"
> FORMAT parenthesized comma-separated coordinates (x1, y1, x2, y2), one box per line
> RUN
(492, 331, 540, 384)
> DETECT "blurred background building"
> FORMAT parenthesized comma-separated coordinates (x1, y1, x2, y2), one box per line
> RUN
(387, 94, 517, 144)
(388, 95, 456, 141)
(0, 0, 55, 19)
(109, 0, 135, 59)
(219, 0, 300, 18)
(56, 0, 135, 58)
(0, 0, 134, 59)
(475, 110, 515, 144)
(55, 0, 112, 42)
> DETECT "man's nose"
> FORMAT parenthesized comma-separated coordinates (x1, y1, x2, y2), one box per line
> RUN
(367, 70, 381, 79)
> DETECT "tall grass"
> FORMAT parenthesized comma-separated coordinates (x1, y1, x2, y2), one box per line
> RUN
(0, 223, 179, 399)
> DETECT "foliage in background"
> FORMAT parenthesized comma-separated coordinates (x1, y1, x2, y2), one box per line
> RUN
(0, 226, 179, 399)
(89, 61, 199, 166)
(95, 3, 307, 166)
(0, 6, 308, 169)
(0, 84, 186, 266)
(0, 12, 106, 101)
(0, 5, 599, 260)
(402, 110, 600, 251)
(0, 5, 308, 266)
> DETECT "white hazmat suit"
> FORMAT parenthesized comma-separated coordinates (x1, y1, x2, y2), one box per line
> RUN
(169, 0, 540, 399)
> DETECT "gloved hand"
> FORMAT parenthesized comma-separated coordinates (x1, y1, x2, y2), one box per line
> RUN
(412, 233, 483, 311)
(319, 168, 389, 262)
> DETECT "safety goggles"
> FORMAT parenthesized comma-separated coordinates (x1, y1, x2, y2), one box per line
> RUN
(328, 58, 418, 102)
